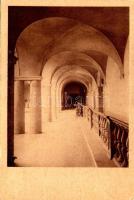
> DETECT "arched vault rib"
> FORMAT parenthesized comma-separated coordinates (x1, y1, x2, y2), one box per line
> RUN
(51, 65, 95, 90)
(42, 23, 123, 76)
(51, 74, 90, 120)
(50, 52, 105, 81)
(56, 71, 98, 103)
(55, 72, 92, 94)
(59, 78, 89, 98)
(42, 51, 105, 83)
(16, 17, 79, 76)
(57, 76, 90, 114)
(16, 17, 123, 78)
(51, 65, 97, 107)
(56, 73, 93, 102)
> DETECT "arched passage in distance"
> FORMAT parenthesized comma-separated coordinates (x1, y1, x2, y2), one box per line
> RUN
(61, 81, 87, 110)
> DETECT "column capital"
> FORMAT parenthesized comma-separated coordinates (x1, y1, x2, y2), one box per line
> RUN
(15, 76, 42, 81)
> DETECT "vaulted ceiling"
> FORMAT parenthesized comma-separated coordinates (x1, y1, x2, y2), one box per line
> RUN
(9, 7, 129, 58)
(10, 7, 129, 86)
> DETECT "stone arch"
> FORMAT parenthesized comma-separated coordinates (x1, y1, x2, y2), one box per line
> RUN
(52, 74, 90, 121)
(42, 51, 105, 82)
(61, 81, 87, 109)
(16, 17, 123, 78)
(57, 75, 90, 106)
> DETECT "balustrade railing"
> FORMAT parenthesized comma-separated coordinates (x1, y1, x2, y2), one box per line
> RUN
(108, 117, 128, 167)
(78, 104, 129, 167)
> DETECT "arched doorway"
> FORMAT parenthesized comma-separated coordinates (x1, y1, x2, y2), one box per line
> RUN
(61, 81, 87, 110)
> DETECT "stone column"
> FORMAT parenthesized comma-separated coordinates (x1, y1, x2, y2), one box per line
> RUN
(29, 80, 41, 134)
(41, 83, 51, 132)
(51, 85, 57, 121)
(24, 81, 31, 134)
(14, 80, 25, 134)
(8, 51, 18, 166)
(98, 86, 104, 112)
(96, 71, 104, 112)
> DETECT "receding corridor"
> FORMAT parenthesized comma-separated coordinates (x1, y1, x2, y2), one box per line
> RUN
(7, 7, 129, 167)
(14, 110, 116, 167)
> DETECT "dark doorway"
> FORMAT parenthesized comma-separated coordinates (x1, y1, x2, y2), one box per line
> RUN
(62, 82, 87, 109)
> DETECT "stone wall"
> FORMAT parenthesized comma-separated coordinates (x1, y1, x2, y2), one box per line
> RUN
(103, 40, 129, 122)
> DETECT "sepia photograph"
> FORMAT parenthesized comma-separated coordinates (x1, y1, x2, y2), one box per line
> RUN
(1, 1, 134, 200)
(7, 6, 129, 167)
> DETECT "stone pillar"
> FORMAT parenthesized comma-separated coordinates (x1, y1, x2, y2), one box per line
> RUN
(29, 80, 41, 134)
(98, 86, 104, 112)
(24, 81, 31, 133)
(51, 85, 57, 121)
(41, 83, 51, 132)
(95, 71, 104, 112)
(8, 51, 18, 166)
(14, 80, 25, 134)
(55, 87, 62, 119)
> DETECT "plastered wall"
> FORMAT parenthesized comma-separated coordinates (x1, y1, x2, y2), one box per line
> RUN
(103, 40, 129, 122)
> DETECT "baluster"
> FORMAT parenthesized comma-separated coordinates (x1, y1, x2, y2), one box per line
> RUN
(99, 116, 102, 136)
(111, 123, 117, 158)
(114, 125, 121, 158)
(126, 138, 129, 166)
(121, 129, 128, 167)
(88, 109, 91, 127)
(116, 127, 123, 162)
(91, 110, 93, 128)
(88, 108, 93, 129)
(104, 119, 108, 145)
(100, 117, 103, 137)
(106, 119, 111, 150)
(96, 114, 99, 134)
(93, 113, 95, 127)
(102, 118, 106, 141)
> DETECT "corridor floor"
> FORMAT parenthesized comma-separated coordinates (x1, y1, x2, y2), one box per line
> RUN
(14, 110, 116, 167)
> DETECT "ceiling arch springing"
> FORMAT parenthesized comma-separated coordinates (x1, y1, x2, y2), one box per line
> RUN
(56, 73, 93, 94)
(51, 65, 94, 89)
(47, 51, 105, 83)
(55, 69, 92, 90)
(58, 77, 90, 97)
(16, 16, 125, 78)
(9, 7, 129, 60)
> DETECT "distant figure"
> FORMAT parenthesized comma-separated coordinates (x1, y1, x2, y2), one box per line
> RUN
(76, 102, 83, 117)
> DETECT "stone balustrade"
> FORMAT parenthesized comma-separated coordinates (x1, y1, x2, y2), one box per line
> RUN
(79, 105, 129, 167)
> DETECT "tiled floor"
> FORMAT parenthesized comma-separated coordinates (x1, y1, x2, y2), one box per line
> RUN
(14, 110, 116, 167)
